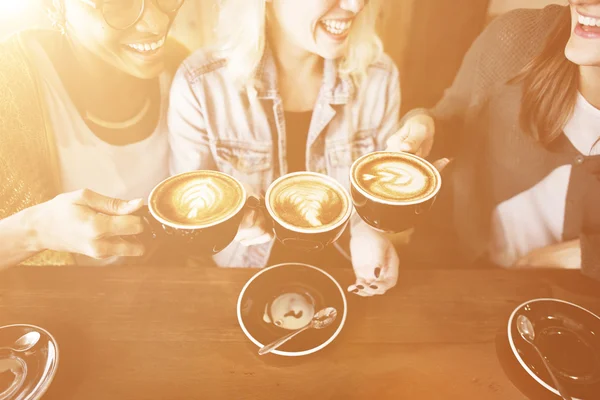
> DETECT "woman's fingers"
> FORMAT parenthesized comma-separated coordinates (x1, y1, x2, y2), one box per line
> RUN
(86, 236, 145, 259)
(95, 214, 145, 237)
(432, 158, 452, 172)
(240, 232, 273, 246)
(235, 208, 274, 246)
(386, 113, 435, 157)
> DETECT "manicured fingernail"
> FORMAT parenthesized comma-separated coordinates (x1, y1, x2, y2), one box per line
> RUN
(128, 198, 143, 205)
(370, 285, 378, 290)
(357, 285, 364, 290)
(352, 289, 359, 294)
(374, 267, 381, 278)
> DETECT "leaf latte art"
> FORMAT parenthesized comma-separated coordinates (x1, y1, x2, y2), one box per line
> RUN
(151, 171, 244, 227)
(269, 174, 349, 231)
(176, 179, 227, 221)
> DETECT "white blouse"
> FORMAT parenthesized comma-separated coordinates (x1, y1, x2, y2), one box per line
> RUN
(490, 92, 600, 267)
(30, 40, 171, 265)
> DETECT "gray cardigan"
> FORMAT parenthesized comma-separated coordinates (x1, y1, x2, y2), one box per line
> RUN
(425, 5, 600, 279)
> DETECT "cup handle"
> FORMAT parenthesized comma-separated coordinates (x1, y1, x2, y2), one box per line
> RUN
(132, 206, 160, 242)
(130, 206, 166, 263)
(415, 195, 437, 215)
(0, 357, 26, 400)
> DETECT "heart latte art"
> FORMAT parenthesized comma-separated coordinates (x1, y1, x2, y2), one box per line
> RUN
(268, 174, 350, 231)
(150, 171, 245, 227)
(353, 153, 438, 203)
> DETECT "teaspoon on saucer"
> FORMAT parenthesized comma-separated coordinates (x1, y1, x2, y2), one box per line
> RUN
(0, 331, 40, 354)
(259, 307, 337, 356)
(517, 314, 572, 400)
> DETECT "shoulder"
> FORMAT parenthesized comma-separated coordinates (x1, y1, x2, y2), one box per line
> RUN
(480, 5, 566, 56)
(367, 52, 398, 76)
(360, 52, 400, 91)
(0, 30, 40, 93)
(176, 46, 228, 83)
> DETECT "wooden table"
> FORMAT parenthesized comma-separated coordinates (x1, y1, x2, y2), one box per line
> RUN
(1, 265, 599, 400)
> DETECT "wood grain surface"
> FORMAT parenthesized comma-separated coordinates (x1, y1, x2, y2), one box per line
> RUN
(1, 265, 598, 400)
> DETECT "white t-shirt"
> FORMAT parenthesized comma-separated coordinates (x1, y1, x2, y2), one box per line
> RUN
(31, 41, 170, 265)
(490, 92, 600, 267)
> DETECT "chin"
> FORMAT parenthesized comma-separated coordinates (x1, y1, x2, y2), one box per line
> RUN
(565, 42, 600, 67)
(315, 45, 346, 61)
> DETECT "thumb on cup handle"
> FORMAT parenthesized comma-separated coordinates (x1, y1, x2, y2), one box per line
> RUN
(132, 205, 161, 243)
(432, 157, 452, 173)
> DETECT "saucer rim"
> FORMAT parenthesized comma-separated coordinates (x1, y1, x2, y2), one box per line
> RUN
(236, 262, 348, 357)
(0, 323, 60, 400)
(507, 298, 600, 400)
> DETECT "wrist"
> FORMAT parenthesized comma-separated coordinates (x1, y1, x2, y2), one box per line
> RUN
(350, 217, 384, 238)
(17, 204, 47, 253)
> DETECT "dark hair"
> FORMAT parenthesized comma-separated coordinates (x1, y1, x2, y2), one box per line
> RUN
(514, 7, 579, 146)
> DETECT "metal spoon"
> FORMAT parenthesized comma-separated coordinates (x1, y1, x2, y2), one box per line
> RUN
(517, 315, 572, 400)
(258, 307, 337, 355)
(0, 331, 40, 354)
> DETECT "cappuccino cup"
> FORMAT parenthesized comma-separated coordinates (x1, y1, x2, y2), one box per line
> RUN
(138, 170, 251, 255)
(349, 151, 442, 233)
(260, 172, 353, 251)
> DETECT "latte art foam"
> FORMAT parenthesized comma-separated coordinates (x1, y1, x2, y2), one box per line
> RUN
(353, 153, 438, 203)
(151, 171, 244, 227)
(269, 174, 349, 231)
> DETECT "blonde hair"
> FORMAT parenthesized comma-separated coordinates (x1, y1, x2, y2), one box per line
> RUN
(216, 0, 384, 90)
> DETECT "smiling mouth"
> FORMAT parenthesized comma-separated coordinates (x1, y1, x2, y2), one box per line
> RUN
(123, 37, 166, 55)
(578, 12, 600, 28)
(320, 18, 353, 37)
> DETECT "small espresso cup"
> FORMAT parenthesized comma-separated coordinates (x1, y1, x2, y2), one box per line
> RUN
(138, 170, 251, 255)
(260, 171, 354, 252)
(349, 151, 442, 233)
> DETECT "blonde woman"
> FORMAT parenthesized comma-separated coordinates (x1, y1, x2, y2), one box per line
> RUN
(169, 0, 416, 296)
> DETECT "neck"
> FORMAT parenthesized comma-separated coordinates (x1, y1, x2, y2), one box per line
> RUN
(579, 65, 600, 110)
(267, 29, 323, 80)
(65, 35, 151, 102)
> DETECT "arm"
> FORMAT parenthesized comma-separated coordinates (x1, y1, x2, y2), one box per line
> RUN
(0, 206, 41, 269)
(168, 63, 217, 175)
(352, 56, 401, 235)
(515, 239, 581, 270)
(347, 57, 401, 296)
(0, 190, 145, 270)
(581, 232, 600, 280)
(427, 9, 556, 157)
(513, 234, 599, 281)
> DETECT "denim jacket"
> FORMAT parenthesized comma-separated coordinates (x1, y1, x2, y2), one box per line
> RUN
(168, 47, 401, 268)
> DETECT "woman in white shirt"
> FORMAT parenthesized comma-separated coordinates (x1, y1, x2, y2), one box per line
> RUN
(0, 0, 188, 268)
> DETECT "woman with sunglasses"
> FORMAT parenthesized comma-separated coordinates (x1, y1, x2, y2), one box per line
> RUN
(0, 0, 188, 268)
(169, 0, 406, 297)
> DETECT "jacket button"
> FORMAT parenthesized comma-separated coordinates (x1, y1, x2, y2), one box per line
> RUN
(575, 155, 585, 165)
